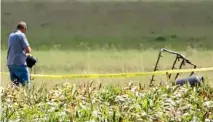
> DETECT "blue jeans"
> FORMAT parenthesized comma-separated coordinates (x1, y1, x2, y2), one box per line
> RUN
(8, 65, 30, 88)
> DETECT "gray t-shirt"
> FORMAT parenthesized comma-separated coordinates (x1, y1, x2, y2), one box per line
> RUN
(7, 30, 30, 66)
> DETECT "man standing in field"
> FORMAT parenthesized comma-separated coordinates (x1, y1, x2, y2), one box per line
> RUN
(7, 21, 32, 88)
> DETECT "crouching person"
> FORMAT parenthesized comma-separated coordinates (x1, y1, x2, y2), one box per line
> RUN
(7, 21, 32, 88)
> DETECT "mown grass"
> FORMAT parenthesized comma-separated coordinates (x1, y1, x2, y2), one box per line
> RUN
(1, 48, 213, 88)
(1, 81, 213, 122)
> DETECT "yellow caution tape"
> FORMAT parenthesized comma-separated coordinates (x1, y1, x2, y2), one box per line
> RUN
(1, 67, 213, 79)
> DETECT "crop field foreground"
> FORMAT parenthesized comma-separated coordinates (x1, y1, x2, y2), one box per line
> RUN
(1, 82, 213, 122)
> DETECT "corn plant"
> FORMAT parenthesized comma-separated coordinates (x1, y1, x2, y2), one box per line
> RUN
(1, 81, 213, 122)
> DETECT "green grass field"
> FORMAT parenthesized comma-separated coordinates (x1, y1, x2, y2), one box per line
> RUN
(1, 1, 213, 50)
(1, 0, 213, 88)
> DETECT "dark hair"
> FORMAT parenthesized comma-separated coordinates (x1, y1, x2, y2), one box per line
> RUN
(16, 24, 25, 29)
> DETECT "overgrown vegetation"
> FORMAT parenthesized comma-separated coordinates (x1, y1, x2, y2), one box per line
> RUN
(1, 82, 213, 122)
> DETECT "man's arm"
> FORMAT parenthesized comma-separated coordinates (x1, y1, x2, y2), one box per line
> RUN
(20, 33, 31, 55)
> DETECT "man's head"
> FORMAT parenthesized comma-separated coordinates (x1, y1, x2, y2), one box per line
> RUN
(16, 21, 27, 33)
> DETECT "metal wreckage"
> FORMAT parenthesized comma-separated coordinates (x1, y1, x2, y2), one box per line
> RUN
(149, 48, 204, 87)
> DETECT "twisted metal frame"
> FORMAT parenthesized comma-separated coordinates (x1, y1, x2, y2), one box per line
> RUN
(149, 48, 197, 86)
